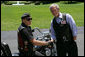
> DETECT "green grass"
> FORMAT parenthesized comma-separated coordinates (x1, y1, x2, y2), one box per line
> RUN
(1, 2, 84, 31)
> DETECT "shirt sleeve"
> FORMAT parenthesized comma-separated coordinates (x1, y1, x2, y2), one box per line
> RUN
(50, 20, 56, 40)
(21, 28, 34, 40)
(66, 14, 78, 37)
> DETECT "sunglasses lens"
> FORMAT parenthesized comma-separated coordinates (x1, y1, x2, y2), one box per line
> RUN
(30, 18, 32, 20)
(27, 18, 32, 21)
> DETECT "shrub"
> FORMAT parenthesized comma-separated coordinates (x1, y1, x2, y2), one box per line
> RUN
(4, 1, 17, 5)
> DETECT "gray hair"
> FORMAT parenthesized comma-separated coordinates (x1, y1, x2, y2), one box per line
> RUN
(49, 4, 59, 10)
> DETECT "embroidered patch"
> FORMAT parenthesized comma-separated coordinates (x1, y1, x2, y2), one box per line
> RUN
(61, 20, 66, 24)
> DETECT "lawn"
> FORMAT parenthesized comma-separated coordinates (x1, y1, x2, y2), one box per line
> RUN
(1, 2, 84, 31)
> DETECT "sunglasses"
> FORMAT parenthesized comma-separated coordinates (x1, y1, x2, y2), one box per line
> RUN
(26, 17, 32, 21)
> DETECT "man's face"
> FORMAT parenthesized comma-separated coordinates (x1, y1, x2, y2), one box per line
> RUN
(23, 17, 32, 26)
(50, 6, 59, 17)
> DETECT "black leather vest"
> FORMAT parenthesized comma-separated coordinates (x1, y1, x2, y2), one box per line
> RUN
(17, 23, 34, 56)
(53, 13, 73, 43)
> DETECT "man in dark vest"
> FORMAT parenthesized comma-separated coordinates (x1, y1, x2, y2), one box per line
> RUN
(49, 4, 78, 56)
(18, 13, 52, 56)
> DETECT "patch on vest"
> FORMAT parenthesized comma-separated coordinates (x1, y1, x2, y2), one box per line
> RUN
(61, 20, 66, 24)
(60, 20, 66, 27)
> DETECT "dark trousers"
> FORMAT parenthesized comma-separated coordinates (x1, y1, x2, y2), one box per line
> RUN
(56, 41, 78, 56)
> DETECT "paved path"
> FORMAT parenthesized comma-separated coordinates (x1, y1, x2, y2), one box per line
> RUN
(1, 27, 84, 56)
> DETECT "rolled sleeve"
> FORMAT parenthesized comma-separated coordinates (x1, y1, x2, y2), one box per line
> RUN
(66, 14, 78, 37)
(50, 20, 56, 40)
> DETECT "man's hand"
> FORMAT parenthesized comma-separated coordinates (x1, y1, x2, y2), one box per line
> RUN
(47, 40, 53, 46)
(73, 36, 77, 40)
(73, 36, 77, 42)
(50, 38, 54, 42)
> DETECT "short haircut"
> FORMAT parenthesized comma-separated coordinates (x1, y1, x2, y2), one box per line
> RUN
(49, 4, 59, 10)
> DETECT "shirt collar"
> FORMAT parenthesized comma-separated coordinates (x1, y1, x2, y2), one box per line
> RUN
(21, 23, 31, 29)
(58, 12, 63, 18)
(22, 23, 28, 28)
